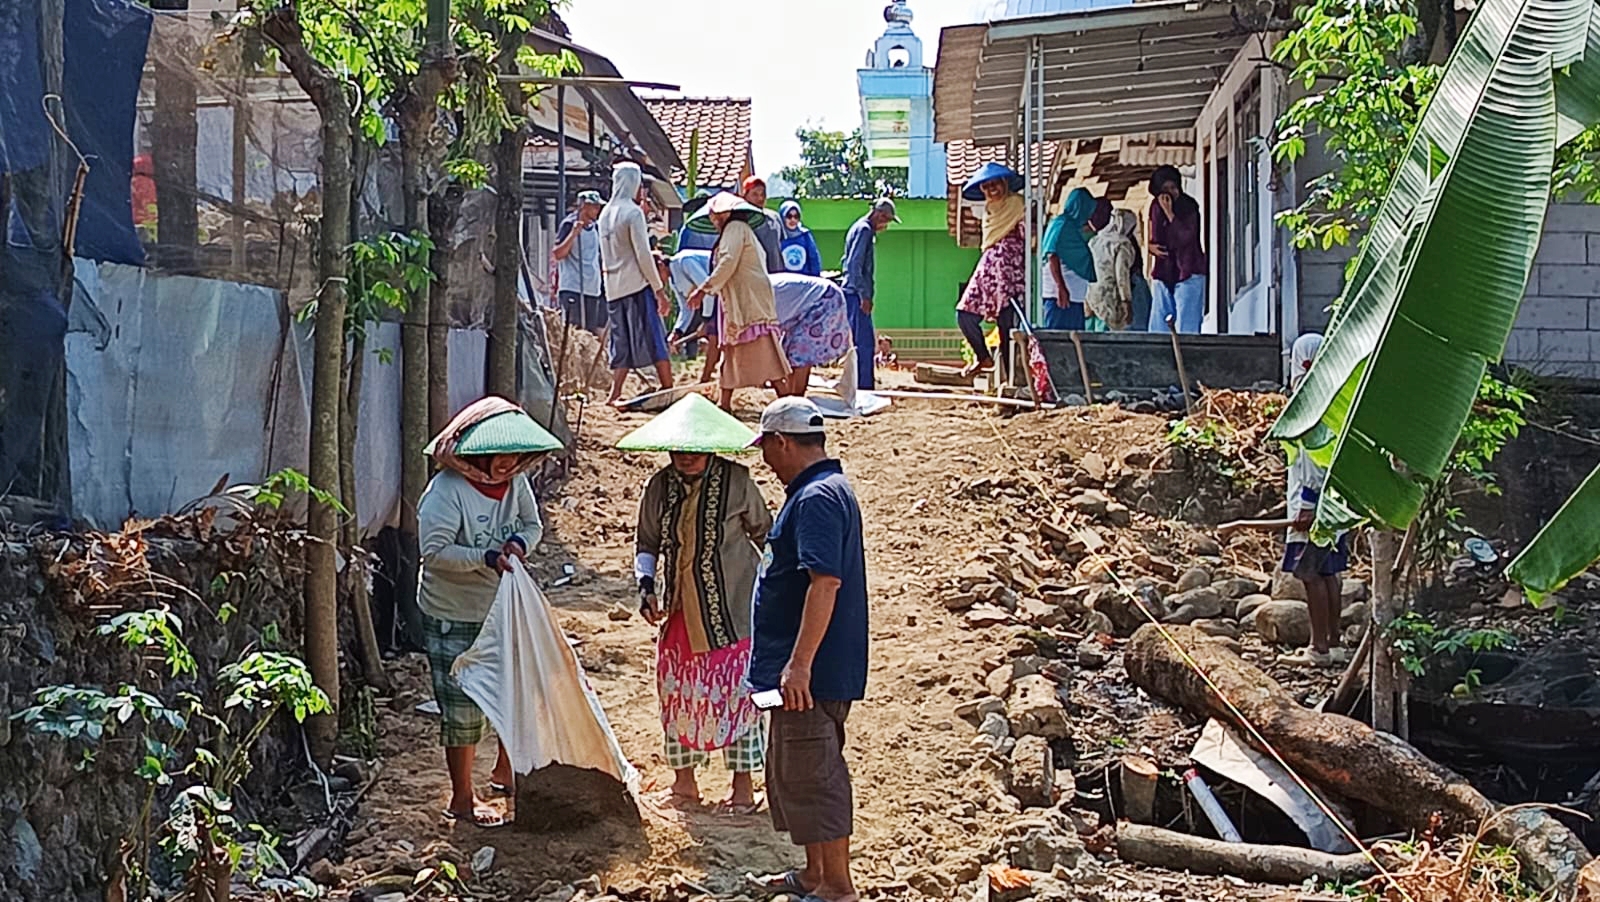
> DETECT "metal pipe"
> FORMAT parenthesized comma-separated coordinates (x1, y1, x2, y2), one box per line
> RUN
(495, 75, 682, 89)
(557, 84, 567, 225)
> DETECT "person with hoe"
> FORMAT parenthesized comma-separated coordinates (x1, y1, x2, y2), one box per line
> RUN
(1218, 334, 1347, 667)
(416, 397, 564, 828)
(686, 192, 793, 410)
(745, 397, 870, 902)
(955, 161, 1027, 379)
(619, 393, 774, 813)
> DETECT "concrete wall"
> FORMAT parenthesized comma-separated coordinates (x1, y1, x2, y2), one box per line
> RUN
(1506, 202, 1600, 379)
(788, 197, 981, 333)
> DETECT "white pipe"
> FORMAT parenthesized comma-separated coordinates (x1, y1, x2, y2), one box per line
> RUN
(1184, 768, 1243, 843)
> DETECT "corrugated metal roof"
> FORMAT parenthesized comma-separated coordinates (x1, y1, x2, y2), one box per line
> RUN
(934, 0, 1245, 145)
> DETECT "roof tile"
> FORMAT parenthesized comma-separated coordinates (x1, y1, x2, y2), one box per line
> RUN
(642, 96, 754, 192)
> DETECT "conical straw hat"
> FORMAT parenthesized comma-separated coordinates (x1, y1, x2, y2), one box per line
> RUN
(615, 393, 757, 453)
(426, 409, 564, 456)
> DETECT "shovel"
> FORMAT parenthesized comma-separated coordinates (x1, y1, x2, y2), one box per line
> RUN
(1165, 315, 1194, 416)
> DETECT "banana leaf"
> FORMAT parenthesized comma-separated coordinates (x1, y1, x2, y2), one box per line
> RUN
(1507, 461, 1600, 601)
(1268, 0, 1598, 553)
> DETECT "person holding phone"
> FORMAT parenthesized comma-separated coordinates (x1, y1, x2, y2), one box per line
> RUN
(624, 394, 773, 814)
(417, 397, 563, 828)
(745, 397, 869, 902)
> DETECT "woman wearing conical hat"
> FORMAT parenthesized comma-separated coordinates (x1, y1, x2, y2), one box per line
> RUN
(417, 396, 563, 828)
(619, 394, 773, 813)
(686, 191, 793, 411)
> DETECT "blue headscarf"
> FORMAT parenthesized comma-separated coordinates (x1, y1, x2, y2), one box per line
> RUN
(1043, 187, 1099, 282)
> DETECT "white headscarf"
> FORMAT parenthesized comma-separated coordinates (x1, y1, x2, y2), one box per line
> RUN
(1291, 333, 1323, 389)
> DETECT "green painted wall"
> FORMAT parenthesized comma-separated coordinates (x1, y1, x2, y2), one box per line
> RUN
(774, 198, 980, 332)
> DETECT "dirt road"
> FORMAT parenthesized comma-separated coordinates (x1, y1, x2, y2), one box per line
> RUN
(335, 389, 1290, 901)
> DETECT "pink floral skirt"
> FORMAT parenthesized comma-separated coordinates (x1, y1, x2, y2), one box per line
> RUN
(656, 609, 761, 751)
(957, 228, 1026, 320)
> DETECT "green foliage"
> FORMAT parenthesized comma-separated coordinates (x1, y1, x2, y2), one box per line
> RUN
(1413, 373, 1532, 581)
(1271, 0, 1440, 251)
(777, 126, 909, 199)
(344, 229, 436, 345)
(248, 467, 348, 514)
(13, 607, 329, 899)
(1387, 610, 1513, 695)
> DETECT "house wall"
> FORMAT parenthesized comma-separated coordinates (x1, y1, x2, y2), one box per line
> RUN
(1191, 42, 1290, 339)
(789, 198, 981, 334)
(1506, 202, 1600, 379)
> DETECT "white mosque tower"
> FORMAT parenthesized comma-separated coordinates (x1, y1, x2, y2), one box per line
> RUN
(857, 0, 947, 198)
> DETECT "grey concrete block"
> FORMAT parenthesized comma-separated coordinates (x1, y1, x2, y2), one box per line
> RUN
(1586, 234, 1600, 264)
(1535, 264, 1600, 297)
(1516, 295, 1587, 329)
(1503, 328, 1541, 362)
(1538, 329, 1593, 361)
(1537, 232, 1589, 265)
(1543, 203, 1600, 233)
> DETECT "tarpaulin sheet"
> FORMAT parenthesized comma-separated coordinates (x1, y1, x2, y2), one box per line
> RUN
(64, 262, 508, 533)
(453, 560, 638, 788)
(62, 0, 150, 266)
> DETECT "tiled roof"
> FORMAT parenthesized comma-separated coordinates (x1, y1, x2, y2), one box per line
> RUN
(642, 96, 754, 192)
(945, 140, 1059, 244)
(945, 140, 1058, 188)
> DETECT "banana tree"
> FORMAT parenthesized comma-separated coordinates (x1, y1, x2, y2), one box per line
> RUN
(1269, 0, 1600, 599)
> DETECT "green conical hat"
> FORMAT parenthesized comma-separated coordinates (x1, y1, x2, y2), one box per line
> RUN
(615, 393, 756, 453)
(429, 409, 564, 456)
(683, 198, 767, 235)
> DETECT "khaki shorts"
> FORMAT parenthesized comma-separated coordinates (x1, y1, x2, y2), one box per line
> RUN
(767, 701, 853, 846)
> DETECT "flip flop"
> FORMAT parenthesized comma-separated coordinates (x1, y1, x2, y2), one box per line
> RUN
(746, 869, 808, 896)
(715, 799, 763, 816)
(488, 780, 512, 796)
(648, 789, 703, 810)
(442, 807, 507, 829)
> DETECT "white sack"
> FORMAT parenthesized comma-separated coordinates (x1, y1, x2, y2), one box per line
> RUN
(452, 560, 638, 792)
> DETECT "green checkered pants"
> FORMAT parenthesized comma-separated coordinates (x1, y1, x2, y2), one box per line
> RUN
(423, 615, 489, 748)
(665, 717, 766, 773)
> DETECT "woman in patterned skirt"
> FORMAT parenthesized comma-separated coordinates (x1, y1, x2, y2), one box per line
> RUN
(621, 394, 774, 813)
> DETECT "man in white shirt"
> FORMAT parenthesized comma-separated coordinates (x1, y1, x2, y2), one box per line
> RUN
(598, 163, 674, 406)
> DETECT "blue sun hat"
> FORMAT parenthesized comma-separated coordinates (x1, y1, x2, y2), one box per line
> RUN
(962, 161, 1025, 201)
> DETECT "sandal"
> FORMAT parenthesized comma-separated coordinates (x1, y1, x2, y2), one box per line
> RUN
(488, 780, 512, 796)
(442, 806, 507, 829)
(746, 869, 809, 896)
(649, 789, 703, 810)
(1276, 648, 1334, 668)
(714, 798, 763, 816)
(960, 360, 994, 379)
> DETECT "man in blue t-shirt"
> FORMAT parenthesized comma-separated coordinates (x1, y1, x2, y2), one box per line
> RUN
(746, 397, 868, 902)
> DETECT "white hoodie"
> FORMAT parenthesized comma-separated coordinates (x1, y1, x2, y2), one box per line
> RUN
(598, 163, 665, 301)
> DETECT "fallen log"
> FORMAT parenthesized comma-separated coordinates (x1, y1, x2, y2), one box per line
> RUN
(1124, 624, 1592, 893)
(1116, 822, 1378, 885)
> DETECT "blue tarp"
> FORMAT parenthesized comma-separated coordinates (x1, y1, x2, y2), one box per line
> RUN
(1, 0, 151, 501)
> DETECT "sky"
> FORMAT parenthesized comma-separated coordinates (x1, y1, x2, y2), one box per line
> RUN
(561, 0, 1002, 176)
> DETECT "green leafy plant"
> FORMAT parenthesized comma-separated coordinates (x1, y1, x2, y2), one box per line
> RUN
(1412, 373, 1532, 583)
(1387, 610, 1513, 696)
(248, 467, 347, 515)
(1269, 0, 1600, 603)
(13, 610, 330, 900)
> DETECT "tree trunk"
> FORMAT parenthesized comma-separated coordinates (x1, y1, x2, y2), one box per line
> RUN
(149, 0, 199, 270)
(1123, 624, 1592, 892)
(259, 3, 351, 763)
(1117, 823, 1382, 885)
(486, 41, 526, 399)
(1369, 530, 1400, 734)
(396, 98, 431, 660)
(340, 330, 387, 693)
(427, 183, 462, 434)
